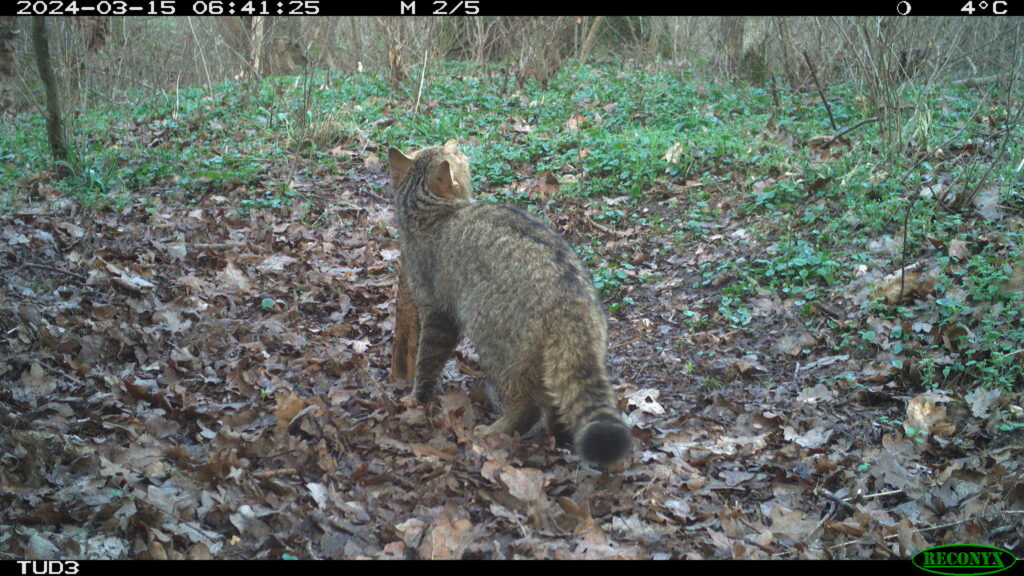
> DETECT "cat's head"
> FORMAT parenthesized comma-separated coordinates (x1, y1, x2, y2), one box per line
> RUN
(388, 138, 472, 200)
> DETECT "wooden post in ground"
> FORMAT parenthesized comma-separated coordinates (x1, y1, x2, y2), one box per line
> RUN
(391, 268, 419, 381)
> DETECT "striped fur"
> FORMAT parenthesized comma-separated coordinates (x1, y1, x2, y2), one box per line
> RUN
(390, 141, 631, 468)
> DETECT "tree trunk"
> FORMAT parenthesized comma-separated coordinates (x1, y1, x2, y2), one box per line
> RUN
(0, 17, 16, 113)
(79, 16, 109, 52)
(719, 17, 744, 79)
(312, 18, 341, 70)
(217, 17, 251, 78)
(265, 18, 305, 76)
(250, 16, 265, 78)
(31, 17, 71, 175)
(579, 16, 605, 65)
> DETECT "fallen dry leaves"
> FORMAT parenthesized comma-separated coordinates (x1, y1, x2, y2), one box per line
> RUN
(1, 158, 1022, 560)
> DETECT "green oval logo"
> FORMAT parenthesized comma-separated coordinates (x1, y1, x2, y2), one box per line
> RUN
(912, 544, 1017, 576)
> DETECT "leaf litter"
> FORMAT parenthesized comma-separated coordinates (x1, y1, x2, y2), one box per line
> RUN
(1, 152, 1022, 560)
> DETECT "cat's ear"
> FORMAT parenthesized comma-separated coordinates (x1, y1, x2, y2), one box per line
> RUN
(429, 159, 460, 199)
(443, 138, 459, 152)
(388, 147, 414, 185)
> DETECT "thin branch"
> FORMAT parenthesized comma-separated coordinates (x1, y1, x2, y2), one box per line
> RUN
(862, 489, 904, 500)
(16, 262, 88, 282)
(899, 199, 913, 305)
(818, 117, 880, 149)
(186, 17, 213, 89)
(803, 51, 837, 131)
(412, 44, 428, 116)
(817, 487, 857, 512)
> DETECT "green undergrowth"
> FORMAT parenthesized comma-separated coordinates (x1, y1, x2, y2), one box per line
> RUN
(4, 60, 1021, 390)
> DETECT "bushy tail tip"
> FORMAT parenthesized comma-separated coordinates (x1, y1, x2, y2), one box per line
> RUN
(575, 418, 632, 468)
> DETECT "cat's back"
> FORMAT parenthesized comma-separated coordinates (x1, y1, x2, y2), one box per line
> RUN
(441, 202, 596, 300)
(429, 202, 603, 353)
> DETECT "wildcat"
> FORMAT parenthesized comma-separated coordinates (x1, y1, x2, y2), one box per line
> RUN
(390, 140, 631, 467)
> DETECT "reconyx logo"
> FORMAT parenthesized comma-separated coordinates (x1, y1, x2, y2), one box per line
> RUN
(912, 545, 1017, 576)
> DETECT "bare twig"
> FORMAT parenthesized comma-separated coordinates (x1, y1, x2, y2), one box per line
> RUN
(899, 199, 912, 304)
(186, 17, 213, 89)
(587, 217, 616, 236)
(830, 510, 1022, 553)
(40, 361, 87, 387)
(361, 188, 390, 204)
(186, 242, 247, 250)
(803, 51, 837, 131)
(817, 117, 880, 149)
(817, 487, 857, 512)
(252, 468, 298, 478)
(951, 74, 1010, 86)
(15, 262, 88, 282)
(862, 489, 903, 500)
(948, 25, 1023, 212)
(412, 46, 428, 116)
(609, 336, 643, 350)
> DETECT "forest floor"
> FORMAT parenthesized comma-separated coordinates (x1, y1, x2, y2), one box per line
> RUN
(2, 64, 1022, 559)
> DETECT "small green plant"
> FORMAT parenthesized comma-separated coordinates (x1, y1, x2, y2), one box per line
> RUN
(592, 262, 632, 297)
(718, 294, 752, 327)
(750, 239, 843, 307)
